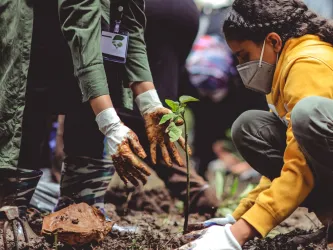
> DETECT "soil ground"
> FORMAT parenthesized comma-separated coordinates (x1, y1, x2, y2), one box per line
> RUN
(2, 170, 332, 249)
(22, 200, 332, 250)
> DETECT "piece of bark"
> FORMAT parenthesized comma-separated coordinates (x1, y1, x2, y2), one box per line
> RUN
(42, 203, 114, 246)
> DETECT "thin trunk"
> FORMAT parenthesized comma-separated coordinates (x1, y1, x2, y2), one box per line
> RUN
(183, 114, 190, 234)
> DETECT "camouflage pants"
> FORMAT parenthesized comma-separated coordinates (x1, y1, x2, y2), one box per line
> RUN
(0, 0, 33, 170)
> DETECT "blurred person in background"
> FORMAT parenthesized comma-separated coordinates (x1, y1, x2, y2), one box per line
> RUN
(188, 0, 268, 178)
(303, 0, 333, 19)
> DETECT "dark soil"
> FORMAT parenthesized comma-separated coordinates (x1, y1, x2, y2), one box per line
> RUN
(244, 229, 328, 250)
(1, 188, 331, 249)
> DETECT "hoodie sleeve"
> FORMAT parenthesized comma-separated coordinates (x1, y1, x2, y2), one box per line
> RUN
(232, 176, 272, 220)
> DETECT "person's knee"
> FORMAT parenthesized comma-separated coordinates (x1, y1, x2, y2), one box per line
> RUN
(291, 96, 328, 137)
(231, 110, 259, 149)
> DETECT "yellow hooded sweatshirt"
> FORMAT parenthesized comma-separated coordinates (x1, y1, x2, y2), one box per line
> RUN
(232, 35, 333, 237)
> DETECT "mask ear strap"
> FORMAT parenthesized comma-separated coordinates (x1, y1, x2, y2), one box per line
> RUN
(259, 39, 266, 68)
(276, 53, 279, 63)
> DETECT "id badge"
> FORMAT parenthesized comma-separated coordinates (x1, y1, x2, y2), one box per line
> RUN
(101, 30, 129, 64)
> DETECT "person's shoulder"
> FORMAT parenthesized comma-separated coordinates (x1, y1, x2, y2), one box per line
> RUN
(285, 36, 333, 71)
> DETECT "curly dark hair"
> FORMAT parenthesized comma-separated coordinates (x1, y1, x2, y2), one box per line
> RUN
(223, 0, 333, 44)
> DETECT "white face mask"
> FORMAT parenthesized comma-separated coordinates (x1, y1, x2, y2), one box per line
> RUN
(236, 40, 278, 94)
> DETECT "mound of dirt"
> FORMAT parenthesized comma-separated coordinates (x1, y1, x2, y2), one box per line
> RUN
(105, 187, 175, 215)
(42, 203, 114, 246)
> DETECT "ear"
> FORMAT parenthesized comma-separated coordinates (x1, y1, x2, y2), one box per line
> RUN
(266, 32, 282, 53)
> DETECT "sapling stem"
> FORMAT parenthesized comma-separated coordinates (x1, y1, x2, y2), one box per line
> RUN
(161, 96, 199, 234)
(183, 112, 190, 234)
(54, 232, 58, 250)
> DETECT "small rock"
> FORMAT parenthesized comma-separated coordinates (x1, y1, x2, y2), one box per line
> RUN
(72, 218, 79, 224)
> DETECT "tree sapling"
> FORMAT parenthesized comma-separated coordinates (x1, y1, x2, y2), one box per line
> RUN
(159, 95, 199, 233)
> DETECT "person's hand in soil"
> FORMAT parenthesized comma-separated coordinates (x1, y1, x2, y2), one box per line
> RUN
(178, 224, 241, 250)
(134, 87, 191, 167)
(179, 218, 259, 249)
(96, 107, 151, 186)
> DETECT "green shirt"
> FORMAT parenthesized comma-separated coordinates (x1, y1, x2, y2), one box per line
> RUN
(58, 0, 153, 102)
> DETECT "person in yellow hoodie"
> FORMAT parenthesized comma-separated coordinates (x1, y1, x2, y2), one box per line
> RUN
(178, 0, 333, 249)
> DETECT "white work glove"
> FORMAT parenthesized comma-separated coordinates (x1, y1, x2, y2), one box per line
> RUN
(187, 215, 236, 232)
(96, 108, 151, 186)
(135, 89, 190, 167)
(178, 224, 241, 250)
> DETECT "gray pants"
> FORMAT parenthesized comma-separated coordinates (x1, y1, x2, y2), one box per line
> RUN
(231, 96, 333, 213)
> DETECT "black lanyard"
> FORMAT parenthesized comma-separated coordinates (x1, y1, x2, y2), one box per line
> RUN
(110, 3, 124, 33)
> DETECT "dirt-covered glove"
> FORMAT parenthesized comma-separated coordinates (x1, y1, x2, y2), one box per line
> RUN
(187, 215, 236, 232)
(178, 225, 241, 250)
(96, 108, 151, 186)
(135, 89, 190, 167)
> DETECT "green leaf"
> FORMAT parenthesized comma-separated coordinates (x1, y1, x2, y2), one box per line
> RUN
(178, 107, 185, 115)
(166, 122, 176, 133)
(179, 95, 199, 104)
(230, 177, 239, 197)
(165, 99, 180, 112)
(175, 200, 184, 213)
(159, 113, 176, 125)
(113, 35, 125, 41)
(215, 170, 225, 200)
(168, 125, 182, 142)
(225, 129, 232, 139)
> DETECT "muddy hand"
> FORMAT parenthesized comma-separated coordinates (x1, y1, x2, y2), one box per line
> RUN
(177, 225, 241, 250)
(135, 89, 191, 167)
(96, 108, 151, 186)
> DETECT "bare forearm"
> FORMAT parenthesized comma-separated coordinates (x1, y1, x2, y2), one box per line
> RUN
(231, 219, 259, 246)
(90, 95, 113, 115)
(131, 81, 155, 98)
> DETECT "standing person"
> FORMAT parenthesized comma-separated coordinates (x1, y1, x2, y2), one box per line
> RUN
(144, 0, 200, 101)
(179, 0, 333, 249)
(136, 0, 220, 211)
(0, 0, 42, 247)
(187, 4, 268, 178)
(19, 0, 218, 218)
(0, 0, 185, 248)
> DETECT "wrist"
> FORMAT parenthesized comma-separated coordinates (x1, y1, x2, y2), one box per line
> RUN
(95, 107, 121, 135)
(135, 89, 163, 115)
(230, 219, 259, 246)
(131, 81, 155, 97)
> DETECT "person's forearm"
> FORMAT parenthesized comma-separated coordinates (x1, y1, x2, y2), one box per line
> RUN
(90, 95, 113, 115)
(131, 81, 155, 98)
(230, 219, 259, 246)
